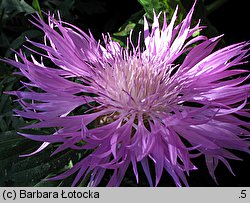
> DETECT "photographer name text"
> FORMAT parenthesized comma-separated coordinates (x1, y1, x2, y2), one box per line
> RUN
(2, 189, 100, 200)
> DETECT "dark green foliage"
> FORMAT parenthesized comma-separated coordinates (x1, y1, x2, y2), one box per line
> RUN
(0, 0, 248, 187)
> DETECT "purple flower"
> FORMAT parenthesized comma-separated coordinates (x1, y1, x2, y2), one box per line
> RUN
(4, 1, 250, 186)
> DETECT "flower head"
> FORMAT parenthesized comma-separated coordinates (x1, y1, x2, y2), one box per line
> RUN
(4, 1, 250, 186)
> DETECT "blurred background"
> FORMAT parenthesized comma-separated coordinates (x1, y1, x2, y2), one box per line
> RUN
(0, 0, 249, 186)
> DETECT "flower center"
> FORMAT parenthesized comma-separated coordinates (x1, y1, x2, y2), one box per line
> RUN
(93, 57, 178, 114)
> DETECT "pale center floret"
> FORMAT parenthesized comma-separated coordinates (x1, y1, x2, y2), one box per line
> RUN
(95, 57, 179, 114)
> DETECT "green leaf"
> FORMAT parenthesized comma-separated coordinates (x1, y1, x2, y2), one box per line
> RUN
(137, 0, 186, 22)
(0, 134, 86, 186)
(0, 0, 35, 21)
(19, 0, 36, 14)
(113, 10, 144, 47)
(5, 29, 42, 57)
(32, 0, 43, 20)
